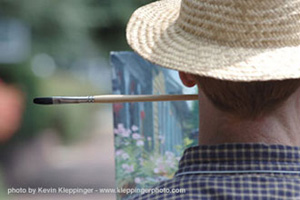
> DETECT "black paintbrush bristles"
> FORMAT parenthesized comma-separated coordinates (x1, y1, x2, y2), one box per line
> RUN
(33, 97, 53, 105)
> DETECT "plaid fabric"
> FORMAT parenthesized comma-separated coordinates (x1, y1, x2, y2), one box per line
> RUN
(130, 143, 300, 200)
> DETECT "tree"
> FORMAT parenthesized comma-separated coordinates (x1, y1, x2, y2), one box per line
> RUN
(0, 0, 154, 60)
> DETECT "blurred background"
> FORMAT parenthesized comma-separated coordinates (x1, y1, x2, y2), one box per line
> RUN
(0, 0, 153, 199)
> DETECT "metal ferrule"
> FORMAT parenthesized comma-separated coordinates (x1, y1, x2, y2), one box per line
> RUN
(53, 96, 95, 104)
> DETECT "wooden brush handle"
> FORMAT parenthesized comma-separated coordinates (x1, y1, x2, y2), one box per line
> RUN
(93, 94, 198, 103)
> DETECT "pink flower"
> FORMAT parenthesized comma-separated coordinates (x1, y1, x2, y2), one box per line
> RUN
(127, 165, 134, 173)
(115, 124, 126, 135)
(132, 133, 141, 140)
(115, 150, 124, 156)
(121, 153, 129, 160)
(121, 129, 131, 137)
(131, 125, 139, 132)
(134, 177, 142, 184)
(118, 123, 124, 129)
(147, 137, 152, 141)
(136, 140, 144, 147)
(122, 164, 134, 173)
(153, 168, 160, 174)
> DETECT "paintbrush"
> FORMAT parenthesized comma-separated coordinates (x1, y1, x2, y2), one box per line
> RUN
(33, 94, 198, 105)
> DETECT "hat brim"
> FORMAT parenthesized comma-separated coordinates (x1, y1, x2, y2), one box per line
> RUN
(126, 0, 300, 81)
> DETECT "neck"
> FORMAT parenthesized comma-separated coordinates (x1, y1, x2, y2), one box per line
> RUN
(198, 89, 300, 146)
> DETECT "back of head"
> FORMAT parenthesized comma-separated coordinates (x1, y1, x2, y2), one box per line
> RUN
(127, 0, 300, 119)
(196, 77, 300, 119)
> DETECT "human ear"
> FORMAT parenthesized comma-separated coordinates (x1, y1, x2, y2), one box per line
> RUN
(179, 72, 197, 87)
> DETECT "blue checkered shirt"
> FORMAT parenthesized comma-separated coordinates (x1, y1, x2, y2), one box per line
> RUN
(131, 143, 300, 199)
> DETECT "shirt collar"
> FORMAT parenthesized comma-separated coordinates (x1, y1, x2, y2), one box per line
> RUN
(175, 143, 300, 176)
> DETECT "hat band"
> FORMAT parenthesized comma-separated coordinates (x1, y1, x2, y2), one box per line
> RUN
(177, 0, 300, 48)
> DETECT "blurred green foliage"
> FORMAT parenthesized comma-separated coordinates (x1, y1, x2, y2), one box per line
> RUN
(38, 70, 103, 143)
(0, 0, 154, 59)
(1, 65, 104, 145)
(0, 0, 155, 146)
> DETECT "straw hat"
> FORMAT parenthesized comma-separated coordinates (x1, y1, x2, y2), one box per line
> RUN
(126, 0, 300, 81)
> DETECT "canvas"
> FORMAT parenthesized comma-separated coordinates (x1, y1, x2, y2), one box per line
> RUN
(111, 51, 198, 199)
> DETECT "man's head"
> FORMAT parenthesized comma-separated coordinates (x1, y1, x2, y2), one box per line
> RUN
(179, 72, 300, 119)
(127, 0, 300, 145)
